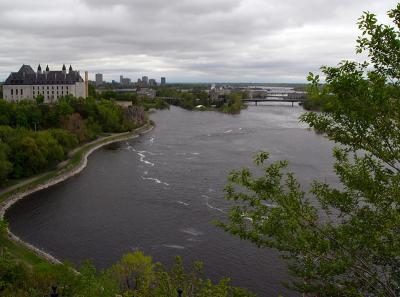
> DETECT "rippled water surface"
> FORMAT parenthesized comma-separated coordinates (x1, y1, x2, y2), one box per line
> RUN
(6, 105, 338, 296)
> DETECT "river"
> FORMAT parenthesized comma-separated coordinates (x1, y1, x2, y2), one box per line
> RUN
(6, 104, 338, 296)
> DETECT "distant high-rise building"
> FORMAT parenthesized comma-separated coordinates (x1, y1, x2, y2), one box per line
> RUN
(119, 75, 132, 86)
(95, 73, 103, 86)
(149, 79, 157, 86)
(142, 76, 149, 85)
(122, 77, 131, 85)
(161, 77, 166, 85)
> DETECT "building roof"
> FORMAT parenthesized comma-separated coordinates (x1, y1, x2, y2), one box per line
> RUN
(18, 64, 36, 75)
(4, 64, 84, 85)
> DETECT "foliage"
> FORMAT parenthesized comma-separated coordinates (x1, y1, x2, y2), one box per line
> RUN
(0, 250, 256, 297)
(302, 74, 333, 111)
(98, 90, 140, 102)
(35, 94, 44, 105)
(0, 96, 132, 133)
(98, 89, 116, 100)
(156, 86, 246, 113)
(96, 100, 125, 132)
(0, 127, 66, 179)
(156, 87, 211, 110)
(137, 97, 170, 111)
(95, 89, 173, 113)
(49, 129, 79, 153)
(88, 83, 96, 97)
(0, 142, 12, 182)
(220, 93, 244, 114)
(219, 4, 400, 297)
(0, 96, 137, 185)
(0, 220, 8, 236)
(156, 86, 181, 99)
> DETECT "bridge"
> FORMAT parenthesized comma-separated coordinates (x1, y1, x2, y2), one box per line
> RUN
(243, 90, 307, 106)
(243, 97, 306, 106)
(159, 96, 307, 107)
(113, 88, 137, 93)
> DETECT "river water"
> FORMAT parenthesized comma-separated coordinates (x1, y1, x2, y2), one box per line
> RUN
(6, 105, 338, 296)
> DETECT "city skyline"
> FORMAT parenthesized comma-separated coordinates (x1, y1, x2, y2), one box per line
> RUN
(0, 0, 397, 83)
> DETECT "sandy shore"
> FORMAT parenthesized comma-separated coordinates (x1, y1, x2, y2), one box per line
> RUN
(0, 123, 153, 264)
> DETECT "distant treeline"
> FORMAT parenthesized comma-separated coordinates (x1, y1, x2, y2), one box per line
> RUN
(97, 87, 246, 114)
(95, 90, 169, 110)
(156, 87, 246, 114)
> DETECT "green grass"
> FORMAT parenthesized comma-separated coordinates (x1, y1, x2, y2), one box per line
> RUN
(0, 234, 49, 267)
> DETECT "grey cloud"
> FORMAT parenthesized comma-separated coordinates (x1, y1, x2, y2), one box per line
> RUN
(0, 0, 398, 82)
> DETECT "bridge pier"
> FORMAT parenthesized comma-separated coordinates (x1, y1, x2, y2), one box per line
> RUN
(255, 101, 257, 106)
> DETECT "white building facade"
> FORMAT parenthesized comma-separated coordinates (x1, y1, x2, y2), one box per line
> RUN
(3, 64, 87, 103)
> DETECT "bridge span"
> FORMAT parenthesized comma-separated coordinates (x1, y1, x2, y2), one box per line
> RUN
(243, 97, 306, 106)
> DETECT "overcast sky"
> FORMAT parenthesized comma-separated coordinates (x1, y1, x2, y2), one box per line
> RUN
(0, 0, 397, 83)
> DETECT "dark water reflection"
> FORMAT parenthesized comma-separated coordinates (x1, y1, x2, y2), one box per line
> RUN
(6, 105, 338, 296)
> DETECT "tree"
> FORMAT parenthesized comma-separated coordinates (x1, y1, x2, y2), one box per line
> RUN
(219, 5, 400, 297)
(11, 136, 46, 177)
(88, 83, 96, 97)
(0, 141, 12, 184)
(49, 129, 78, 153)
(34, 131, 65, 167)
(61, 113, 87, 142)
(221, 93, 243, 114)
(96, 100, 124, 132)
(35, 94, 44, 105)
(109, 251, 155, 294)
(106, 252, 256, 297)
(55, 98, 74, 121)
(0, 249, 255, 297)
(0, 100, 11, 126)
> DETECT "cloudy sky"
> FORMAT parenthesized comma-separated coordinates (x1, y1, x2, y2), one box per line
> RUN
(0, 0, 397, 83)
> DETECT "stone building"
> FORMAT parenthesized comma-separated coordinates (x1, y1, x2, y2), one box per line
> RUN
(3, 64, 88, 103)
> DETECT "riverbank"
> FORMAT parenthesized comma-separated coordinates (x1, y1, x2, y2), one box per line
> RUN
(0, 122, 154, 266)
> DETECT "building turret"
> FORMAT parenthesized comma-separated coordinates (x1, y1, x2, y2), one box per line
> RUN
(45, 65, 49, 73)
(37, 64, 42, 74)
(69, 65, 73, 73)
(62, 64, 66, 74)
